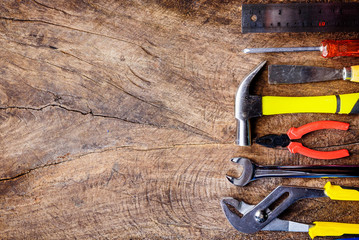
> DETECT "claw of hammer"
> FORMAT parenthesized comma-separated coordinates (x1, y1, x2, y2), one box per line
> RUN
(235, 61, 266, 146)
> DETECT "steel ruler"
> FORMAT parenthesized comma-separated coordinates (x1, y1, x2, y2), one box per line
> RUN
(242, 3, 359, 33)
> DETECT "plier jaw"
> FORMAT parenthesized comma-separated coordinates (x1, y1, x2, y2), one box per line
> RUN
(255, 134, 290, 148)
(255, 120, 350, 159)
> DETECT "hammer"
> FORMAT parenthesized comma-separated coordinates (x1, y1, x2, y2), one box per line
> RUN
(235, 61, 359, 146)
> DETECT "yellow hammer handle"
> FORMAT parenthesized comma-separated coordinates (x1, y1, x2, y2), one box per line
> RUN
(309, 221, 359, 239)
(262, 93, 359, 115)
(324, 182, 359, 201)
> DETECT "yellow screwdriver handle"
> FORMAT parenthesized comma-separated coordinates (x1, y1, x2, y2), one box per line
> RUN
(349, 65, 359, 82)
(262, 93, 359, 115)
(324, 182, 359, 201)
(309, 221, 359, 239)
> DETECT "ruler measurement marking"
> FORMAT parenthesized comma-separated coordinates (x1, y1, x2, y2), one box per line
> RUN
(242, 3, 359, 33)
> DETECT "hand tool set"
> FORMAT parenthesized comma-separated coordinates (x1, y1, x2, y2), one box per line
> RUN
(234, 61, 359, 147)
(222, 3, 359, 238)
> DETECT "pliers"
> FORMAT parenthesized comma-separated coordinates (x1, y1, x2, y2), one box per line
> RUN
(255, 120, 350, 159)
(221, 182, 359, 239)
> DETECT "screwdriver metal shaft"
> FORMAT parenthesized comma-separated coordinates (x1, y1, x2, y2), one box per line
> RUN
(243, 46, 321, 53)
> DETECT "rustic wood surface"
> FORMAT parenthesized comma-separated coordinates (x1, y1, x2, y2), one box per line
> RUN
(0, 0, 359, 239)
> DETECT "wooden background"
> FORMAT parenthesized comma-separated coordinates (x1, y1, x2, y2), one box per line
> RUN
(0, 0, 358, 239)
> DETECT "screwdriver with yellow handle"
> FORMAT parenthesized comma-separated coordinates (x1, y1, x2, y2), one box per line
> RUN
(243, 39, 359, 58)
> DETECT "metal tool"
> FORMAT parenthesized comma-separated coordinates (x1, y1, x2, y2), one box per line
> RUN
(243, 40, 359, 58)
(226, 157, 359, 187)
(235, 61, 359, 146)
(255, 120, 350, 159)
(268, 64, 359, 84)
(242, 3, 359, 33)
(221, 182, 359, 239)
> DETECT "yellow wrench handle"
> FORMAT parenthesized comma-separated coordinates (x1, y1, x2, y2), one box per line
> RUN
(309, 221, 359, 239)
(350, 65, 359, 82)
(262, 93, 359, 115)
(324, 182, 359, 201)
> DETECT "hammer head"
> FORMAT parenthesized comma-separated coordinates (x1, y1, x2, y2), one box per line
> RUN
(235, 61, 266, 146)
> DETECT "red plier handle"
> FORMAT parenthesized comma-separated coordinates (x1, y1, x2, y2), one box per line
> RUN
(287, 121, 350, 139)
(287, 121, 350, 160)
(288, 142, 349, 160)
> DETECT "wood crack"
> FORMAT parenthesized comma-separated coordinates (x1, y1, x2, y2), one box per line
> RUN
(0, 101, 217, 141)
(31, 0, 71, 16)
(0, 104, 150, 125)
(0, 142, 230, 182)
(0, 156, 74, 182)
(124, 142, 232, 151)
(0, 35, 58, 50)
(127, 65, 152, 84)
(139, 45, 159, 58)
(8, 47, 180, 122)
(0, 40, 217, 141)
(0, 147, 121, 182)
(0, 16, 141, 48)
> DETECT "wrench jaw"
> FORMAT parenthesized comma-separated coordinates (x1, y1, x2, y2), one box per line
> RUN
(220, 198, 256, 234)
(226, 157, 255, 187)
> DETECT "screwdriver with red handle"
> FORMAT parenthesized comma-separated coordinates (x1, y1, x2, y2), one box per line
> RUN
(243, 40, 359, 58)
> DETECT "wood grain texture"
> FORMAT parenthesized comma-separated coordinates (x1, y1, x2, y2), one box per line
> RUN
(0, 0, 358, 239)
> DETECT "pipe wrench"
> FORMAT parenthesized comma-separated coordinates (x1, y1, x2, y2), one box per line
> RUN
(221, 182, 359, 239)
